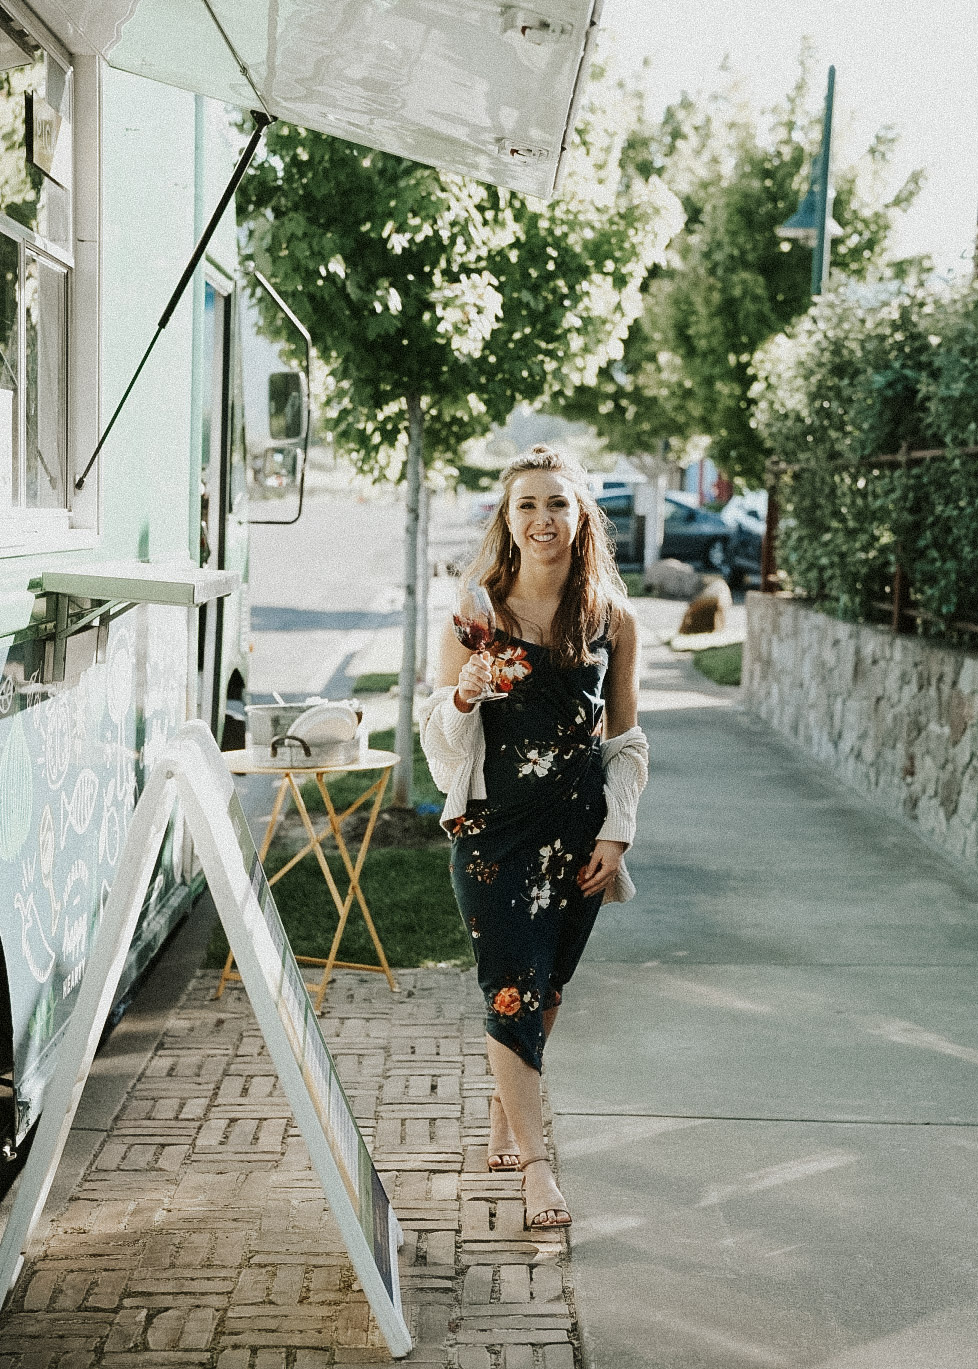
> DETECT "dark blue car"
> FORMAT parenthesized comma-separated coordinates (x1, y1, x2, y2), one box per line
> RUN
(597, 490, 732, 575)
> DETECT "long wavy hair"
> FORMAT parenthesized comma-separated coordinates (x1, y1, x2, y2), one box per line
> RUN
(464, 446, 626, 668)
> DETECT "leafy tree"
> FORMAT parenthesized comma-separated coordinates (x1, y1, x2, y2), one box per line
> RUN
(560, 55, 924, 486)
(0, 69, 43, 230)
(238, 92, 681, 802)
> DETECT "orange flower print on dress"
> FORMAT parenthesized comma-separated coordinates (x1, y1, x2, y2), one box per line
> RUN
(492, 986, 522, 1016)
(450, 811, 487, 839)
(467, 857, 500, 884)
(491, 644, 532, 694)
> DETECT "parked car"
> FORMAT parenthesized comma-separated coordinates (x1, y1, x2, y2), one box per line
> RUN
(597, 489, 732, 574)
(660, 494, 732, 573)
(720, 491, 767, 587)
(595, 488, 644, 565)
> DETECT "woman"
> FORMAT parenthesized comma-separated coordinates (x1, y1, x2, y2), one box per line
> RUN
(420, 446, 648, 1230)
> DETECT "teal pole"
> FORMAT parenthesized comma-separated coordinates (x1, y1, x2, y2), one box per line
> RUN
(812, 65, 836, 296)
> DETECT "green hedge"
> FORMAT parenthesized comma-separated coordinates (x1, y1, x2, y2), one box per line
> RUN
(751, 278, 978, 638)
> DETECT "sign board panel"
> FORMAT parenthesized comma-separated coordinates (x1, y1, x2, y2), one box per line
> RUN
(25, 92, 71, 188)
(0, 721, 411, 1358)
(223, 788, 399, 1302)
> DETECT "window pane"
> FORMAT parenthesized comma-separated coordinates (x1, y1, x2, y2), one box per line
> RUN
(0, 30, 72, 253)
(24, 250, 66, 509)
(0, 232, 17, 511)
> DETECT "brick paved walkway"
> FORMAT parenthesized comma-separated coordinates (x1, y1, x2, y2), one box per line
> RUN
(0, 968, 580, 1368)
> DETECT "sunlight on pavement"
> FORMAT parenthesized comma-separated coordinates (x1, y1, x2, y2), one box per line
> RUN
(645, 1314, 791, 1368)
(558, 1115, 707, 1159)
(809, 1303, 978, 1369)
(696, 1150, 859, 1208)
(637, 687, 734, 711)
(652, 976, 774, 1014)
(863, 1019, 978, 1066)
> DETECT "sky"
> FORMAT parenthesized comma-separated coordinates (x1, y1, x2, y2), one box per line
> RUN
(599, 0, 978, 275)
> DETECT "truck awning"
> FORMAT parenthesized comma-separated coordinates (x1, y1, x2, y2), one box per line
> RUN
(31, 0, 601, 199)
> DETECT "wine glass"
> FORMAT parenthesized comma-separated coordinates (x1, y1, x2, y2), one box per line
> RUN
(453, 581, 507, 702)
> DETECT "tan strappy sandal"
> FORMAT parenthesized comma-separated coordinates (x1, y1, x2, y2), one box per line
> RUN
(487, 1094, 520, 1172)
(520, 1155, 572, 1230)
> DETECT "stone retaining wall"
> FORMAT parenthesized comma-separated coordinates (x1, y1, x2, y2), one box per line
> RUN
(743, 592, 978, 867)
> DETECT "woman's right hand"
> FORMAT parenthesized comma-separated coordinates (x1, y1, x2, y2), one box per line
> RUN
(455, 652, 493, 709)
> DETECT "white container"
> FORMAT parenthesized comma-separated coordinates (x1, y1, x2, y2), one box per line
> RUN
(246, 698, 365, 766)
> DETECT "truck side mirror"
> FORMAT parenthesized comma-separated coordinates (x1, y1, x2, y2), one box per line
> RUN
(268, 371, 306, 441)
(243, 272, 312, 526)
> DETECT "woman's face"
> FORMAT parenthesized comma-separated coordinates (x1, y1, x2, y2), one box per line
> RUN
(507, 471, 581, 567)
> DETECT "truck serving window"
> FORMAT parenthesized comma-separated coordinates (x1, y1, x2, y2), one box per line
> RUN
(0, 9, 71, 522)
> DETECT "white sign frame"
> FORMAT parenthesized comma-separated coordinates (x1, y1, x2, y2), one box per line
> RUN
(0, 720, 411, 1358)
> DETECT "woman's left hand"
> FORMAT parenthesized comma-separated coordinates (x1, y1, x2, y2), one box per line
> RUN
(577, 840, 627, 897)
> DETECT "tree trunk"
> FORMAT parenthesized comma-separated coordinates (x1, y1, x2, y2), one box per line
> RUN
(631, 442, 671, 580)
(416, 477, 430, 684)
(392, 395, 423, 807)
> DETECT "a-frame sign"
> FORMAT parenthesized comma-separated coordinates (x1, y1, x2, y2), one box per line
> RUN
(0, 721, 412, 1358)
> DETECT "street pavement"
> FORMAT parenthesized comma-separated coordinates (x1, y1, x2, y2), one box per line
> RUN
(247, 486, 476, 704)
(546, 614, 978, 1369)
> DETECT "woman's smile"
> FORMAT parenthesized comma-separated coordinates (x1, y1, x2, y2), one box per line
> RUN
(508, 471, 580, 561)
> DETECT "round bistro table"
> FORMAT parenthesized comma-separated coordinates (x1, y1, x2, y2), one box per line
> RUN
(216, 747, 400, 1010)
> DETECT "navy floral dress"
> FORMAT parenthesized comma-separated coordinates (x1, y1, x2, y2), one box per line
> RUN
(449, 633, 609, 1072)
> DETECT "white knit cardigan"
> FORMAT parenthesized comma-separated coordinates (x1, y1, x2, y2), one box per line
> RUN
(418, 686, 649, 903)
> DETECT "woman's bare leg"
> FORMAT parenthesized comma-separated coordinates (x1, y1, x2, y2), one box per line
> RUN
(487, 1093, 519, 1170)
(485, 1034, 569, 1226)
(487, 1008, 559, 1171)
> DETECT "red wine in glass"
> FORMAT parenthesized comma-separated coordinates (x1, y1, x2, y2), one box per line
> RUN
(454, 617, 493, 652)
(453, 582, 507, 702)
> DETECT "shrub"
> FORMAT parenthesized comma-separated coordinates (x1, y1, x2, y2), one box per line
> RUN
(751, 278, 978, 637)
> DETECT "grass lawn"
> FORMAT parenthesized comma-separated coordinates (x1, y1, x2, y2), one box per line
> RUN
(205, 844, 471, 971)
(692, 641, 742, 686)
(621, 572, 646, 597)
(353, 672, 399, 694)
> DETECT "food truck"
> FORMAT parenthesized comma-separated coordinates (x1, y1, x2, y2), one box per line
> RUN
(0, 0, 601, 1184)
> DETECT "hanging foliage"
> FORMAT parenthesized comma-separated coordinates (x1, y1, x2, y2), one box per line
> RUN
(236, 68, 682, 801)
(751, 278, 978, 639)
(558, 50, 924, 486)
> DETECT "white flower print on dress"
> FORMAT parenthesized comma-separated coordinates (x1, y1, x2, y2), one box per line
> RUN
(527, 879, 552, 918)
(518, 747, 555, 778)
(539, 839, 574, 885)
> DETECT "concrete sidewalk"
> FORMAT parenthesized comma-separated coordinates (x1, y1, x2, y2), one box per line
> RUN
(6, 600, 978, 1369)
(546, 631, 978, 1368)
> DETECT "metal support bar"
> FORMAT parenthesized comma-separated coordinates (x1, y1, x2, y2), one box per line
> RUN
(812, 65, 835, 296)
(14, 596, 136, 647)
(891, 559, 910, 634)
(75, 110, 275, 491)
(45, 592, 70, 683)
